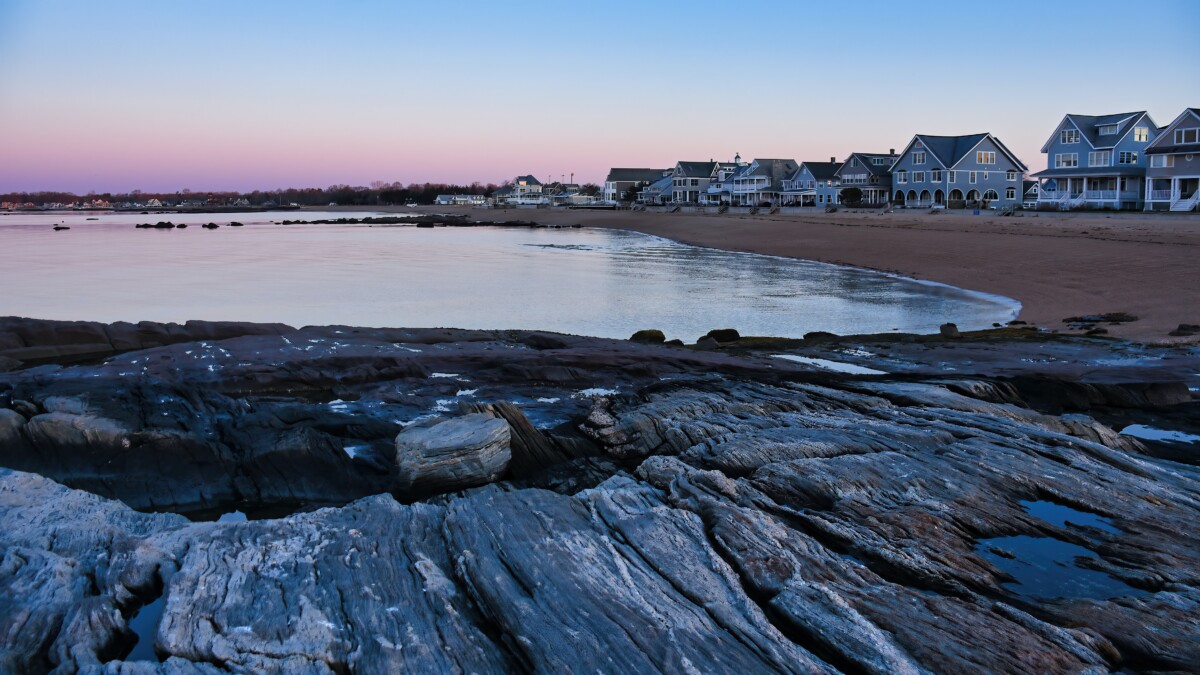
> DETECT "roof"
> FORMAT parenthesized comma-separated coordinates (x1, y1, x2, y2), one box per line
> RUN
(797, 161, 841, 181)
(514, 175, 542, 185)
(898, 134, 1027, 172)
(605, 168, 668, 183)
(1146, 108, 1200, 154)
(838, 153, 898, 177)
(1023, 180, 1037, 194)
(643, 175, 673, 193)
(675, 161, 718, 177)
(743, 159, 798, 179)
(1041, 112, 1149, 152)
(1031, 166, 1146, 178)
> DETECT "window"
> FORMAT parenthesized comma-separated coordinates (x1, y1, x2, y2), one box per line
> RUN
(948, 170, 956, 182)
(1006, 187, 1017, 200)
(983, 172, 989, 181)
(1174, 128, 1200, 144)
(977, 151, 996, 165)
(932, 169, 942, 181)
(1006, 170, 1017, 181)
(1118, 151, 1137, 164)
(1134, 127, 1149, 142)
(690, 179, 699, 186)
(1150, 155, 1175, 168)
(896, 170, 907, 184)
(1089, 151, 1111, 167)
(849, 157, 858, 167)
(969, 171, 977, 184)
(912, 171, 925, 182)
(983, 189, 999, 201)
(1055, 153, 1079, 168)
(872, 157, 889, 165)
(1098, 124, 1118, 136)
(1061, 129, 1080, 144)
(912, 151, 925, 165)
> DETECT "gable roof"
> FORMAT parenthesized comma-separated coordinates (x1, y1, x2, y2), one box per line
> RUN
(605, 168, 668, 183)
(838, 153, 897, 177)
(1145, 108, 1200, 154)
(675, 161, 718, 178)
(796, 161, 841, 181)
(893, 134, 1027, 172)
(743, 159, 798, 178)
(514, 174, 542, 185)
(1039, 112, 1153, 152)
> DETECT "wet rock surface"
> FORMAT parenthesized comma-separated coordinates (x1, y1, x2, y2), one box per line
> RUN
(0, 320, 1198, 672)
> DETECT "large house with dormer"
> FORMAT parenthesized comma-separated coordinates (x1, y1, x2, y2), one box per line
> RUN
(780, 160, 841, 207)
(493, 175, 547, 205)
(701, 155, 750, 205)
(889, 134, 1026, 208)
(833, 152, 897, 206)
(670, 161, 731, 204)
(1144, 107, 1200, 212)
(1032, 112, 1160, 210)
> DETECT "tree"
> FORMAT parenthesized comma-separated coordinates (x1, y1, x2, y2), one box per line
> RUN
(622, 182, 647, 203)
(839, 187, 863, 205)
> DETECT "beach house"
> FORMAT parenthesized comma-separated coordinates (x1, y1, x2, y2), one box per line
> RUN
(700, 155, 749, 205)
(493, 175, 547, 205)
(1144, 107, 1200, 212)
(729, 158, 798, 206)
(603, 168, 668, 204)
(638, 175, 674, 205)
(890, 135, 1025, 208)
(833, 152, 897, 206)
(1032, 112, 1160, 210)
(670, 161, 719, 204)
(781, 160, 841, 207)
(434, 194, 488, 206)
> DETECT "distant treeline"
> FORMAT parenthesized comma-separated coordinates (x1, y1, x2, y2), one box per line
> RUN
(2, 182, 524, 207)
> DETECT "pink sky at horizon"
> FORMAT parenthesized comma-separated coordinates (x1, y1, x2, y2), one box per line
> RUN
(2, 0, 1197, 194)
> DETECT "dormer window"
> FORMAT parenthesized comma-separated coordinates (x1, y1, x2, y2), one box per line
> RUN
(1061, 129, 1080, 144)
(1098, 124, 1118, 136)
(912, 151, 925, 165)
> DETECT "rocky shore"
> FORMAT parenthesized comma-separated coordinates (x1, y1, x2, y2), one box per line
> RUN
(1, 317, 1198, 672)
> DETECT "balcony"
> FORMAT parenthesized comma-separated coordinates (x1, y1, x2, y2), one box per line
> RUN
(1148, 190, 1173, 201)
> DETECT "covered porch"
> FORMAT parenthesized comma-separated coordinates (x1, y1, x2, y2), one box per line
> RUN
(1034, 168, 1145, 210)
(893, 188, 946, 208)
(780, 189, 816, 206)
(1145, 176, 1200, 211)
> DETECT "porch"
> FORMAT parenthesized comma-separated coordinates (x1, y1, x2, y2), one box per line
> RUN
(1038, 175, 1143, 209)
(1145, 176, 1199, 211)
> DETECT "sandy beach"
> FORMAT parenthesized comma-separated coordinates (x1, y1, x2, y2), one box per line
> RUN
(413, 206, 1200, 343)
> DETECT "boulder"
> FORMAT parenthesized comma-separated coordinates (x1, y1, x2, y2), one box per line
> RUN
(705, 328, 741, 343)
(1168, 323, 1199, 337)
(629, 329, 666, 344)
(395, 414, 511, 495)
(695, 336, 720, 350)
(939, 323, 961, 339)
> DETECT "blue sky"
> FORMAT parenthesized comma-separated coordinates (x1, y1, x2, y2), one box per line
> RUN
(1, 0, 1197, 192)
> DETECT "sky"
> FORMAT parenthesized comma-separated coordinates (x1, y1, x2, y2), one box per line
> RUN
(1, 0, 1198, 193)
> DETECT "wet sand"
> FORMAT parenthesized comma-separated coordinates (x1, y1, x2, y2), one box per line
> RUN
(410, 206, 1200, 343)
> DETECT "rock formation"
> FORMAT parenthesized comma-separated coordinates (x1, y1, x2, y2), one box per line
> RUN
(0, 319, 1197, 672)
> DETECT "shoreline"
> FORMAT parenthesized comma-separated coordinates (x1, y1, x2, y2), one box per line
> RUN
(392, 205, 1200, 344)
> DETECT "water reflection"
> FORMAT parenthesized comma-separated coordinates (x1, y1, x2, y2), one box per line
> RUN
(0, 212, 1018, 340)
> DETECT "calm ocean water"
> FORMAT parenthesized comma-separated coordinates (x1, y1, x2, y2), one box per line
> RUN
(0, 210, 1018, 340)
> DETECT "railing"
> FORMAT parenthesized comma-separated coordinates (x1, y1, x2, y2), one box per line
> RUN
(1084, 190, 1118, 200)
(1149, 190, 1173, 201)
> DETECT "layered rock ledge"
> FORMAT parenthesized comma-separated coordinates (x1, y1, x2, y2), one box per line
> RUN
(0, 319, 1197, 672)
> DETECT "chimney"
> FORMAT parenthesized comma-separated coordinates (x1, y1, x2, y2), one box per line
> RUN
(889, 148, 895, 155)
(830, 156, 836, 163)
